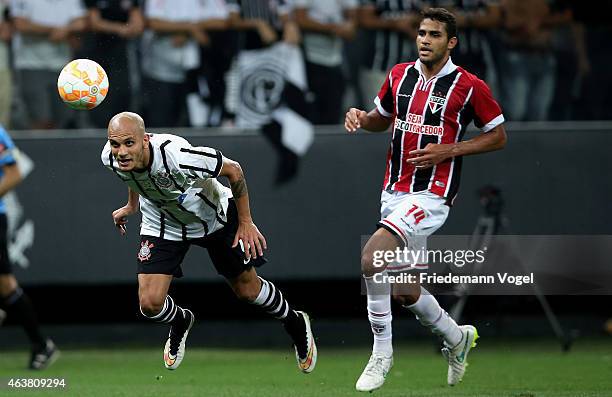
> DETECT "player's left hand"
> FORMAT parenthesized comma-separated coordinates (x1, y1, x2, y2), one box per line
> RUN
(233, 221, 267, 260)
(408, 143, 454, 169)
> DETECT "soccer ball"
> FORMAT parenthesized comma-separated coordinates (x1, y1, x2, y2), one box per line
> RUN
(57, 59, 109, 110)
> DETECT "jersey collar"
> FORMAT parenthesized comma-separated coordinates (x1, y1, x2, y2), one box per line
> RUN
(146, 143, 154, 171)
(414, 57, 457, 79)
(132, 142, 154, 173)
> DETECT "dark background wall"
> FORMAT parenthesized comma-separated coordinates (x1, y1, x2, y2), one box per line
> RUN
(3, 123, 610, 328)
(11, 123, 612, 285)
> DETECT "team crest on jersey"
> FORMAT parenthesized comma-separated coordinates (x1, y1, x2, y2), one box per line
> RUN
(138, 240, 154, 262)
(428, 92, 446, 114)
(153, 172, 173, 189)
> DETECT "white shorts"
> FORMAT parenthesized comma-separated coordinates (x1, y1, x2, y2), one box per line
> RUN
(378, 190, 450, 270)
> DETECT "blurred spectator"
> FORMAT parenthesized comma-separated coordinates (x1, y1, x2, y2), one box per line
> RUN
(294, 0, 358, 125)
(141, 0, 217, 128)
(226, 1, 309, 184)
(358, 0, 422, 110)
(571, 2, 612, 120)
(225, 0, 300, 120)
(546, 0, 583, 120)
(0, 0, 10, 127)
(227, 0, 299, 51)
(497, 0, 554, 121)
(432, 0, 501, 82)
(11, 0, 86, 129)
(185, 0, 231, 127)
(85, 0, 144, 128)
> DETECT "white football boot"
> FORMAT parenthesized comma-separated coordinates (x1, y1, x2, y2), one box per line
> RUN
(442, 325, 479, 386)
(355, 352, 393, 392)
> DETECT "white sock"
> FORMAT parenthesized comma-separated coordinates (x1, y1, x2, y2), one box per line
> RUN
(365, 272, 393, 355)
(405, 287, 462, 347)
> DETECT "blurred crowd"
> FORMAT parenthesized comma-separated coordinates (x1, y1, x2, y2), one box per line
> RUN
(0, 0, 610, 131)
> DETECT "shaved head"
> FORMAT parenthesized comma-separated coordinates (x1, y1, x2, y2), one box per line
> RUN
(108, 112, 145, 138)
(107, 112, 150, 171)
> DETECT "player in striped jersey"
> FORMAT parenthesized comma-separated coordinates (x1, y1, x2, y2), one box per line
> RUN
(101, 112, 316, 373)
(345, 8, 506, 392)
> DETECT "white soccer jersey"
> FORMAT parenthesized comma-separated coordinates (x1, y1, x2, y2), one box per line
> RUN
(101, 133, 232, 241)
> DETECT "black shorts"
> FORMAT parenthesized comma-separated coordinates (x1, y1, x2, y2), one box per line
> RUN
(136, 200, 266, 279)
(0, 214, 11, 275)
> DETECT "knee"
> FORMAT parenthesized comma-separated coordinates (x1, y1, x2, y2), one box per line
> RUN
(231, 279, 261, 302)
(0, 275, 18, 298)
(139, 294, 165, 317)
(392, 293, 418, 307)
(361, 251, 385, 277)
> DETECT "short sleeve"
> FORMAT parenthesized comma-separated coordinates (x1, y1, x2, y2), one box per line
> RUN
(343, 0, 359, 9)
(176, 145, 223, 179)
(470, 78, 504, 132)
(144, 0, 167, 18)
(292, 0, 309, 8)
(10, 0, 30, 18)
(374, 70, 395, 118)
(226, 0, 240, 14)
(69, 0, 86, 20)
(277, 0, 291, 15)
(0, 128, 16, 167)
(201, 0, 229, 19)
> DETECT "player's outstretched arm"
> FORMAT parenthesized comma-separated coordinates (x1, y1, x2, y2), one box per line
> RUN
(219, 157, 267, 260)
(112, 187, 139, 236)
(345, 108, 392, 133)
(408, 124, 507, 169)
(0, 164, 22, 197)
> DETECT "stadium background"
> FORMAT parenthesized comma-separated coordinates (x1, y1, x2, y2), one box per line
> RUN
(1, 124, 611, 395)
(1, 0, 611, 395)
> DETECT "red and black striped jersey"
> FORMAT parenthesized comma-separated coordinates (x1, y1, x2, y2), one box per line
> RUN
(374, 58, 504, 204)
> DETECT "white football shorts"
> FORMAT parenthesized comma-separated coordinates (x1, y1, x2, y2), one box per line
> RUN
(377, 190, 450, 270)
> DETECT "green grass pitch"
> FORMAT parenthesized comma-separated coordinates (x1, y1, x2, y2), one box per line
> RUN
(0, 339, 611, 396)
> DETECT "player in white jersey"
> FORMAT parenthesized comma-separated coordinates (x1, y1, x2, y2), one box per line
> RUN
(101, 112, 316, 373)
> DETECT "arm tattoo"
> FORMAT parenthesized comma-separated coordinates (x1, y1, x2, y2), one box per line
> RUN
(230, 176, 248, 198)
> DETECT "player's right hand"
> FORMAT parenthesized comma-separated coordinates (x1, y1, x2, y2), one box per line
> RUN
(345, 108, 367, 133)
(112, 205, 136, 236)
